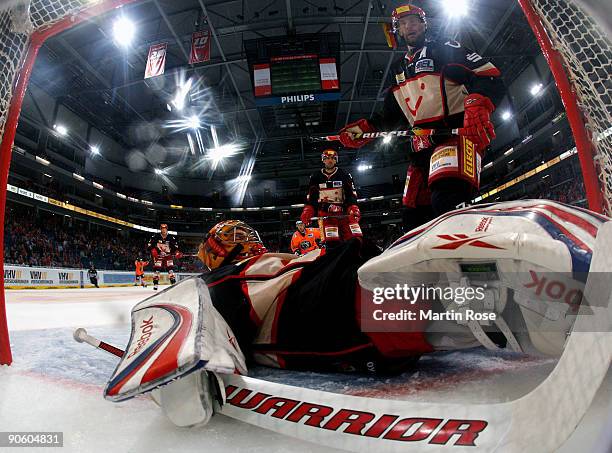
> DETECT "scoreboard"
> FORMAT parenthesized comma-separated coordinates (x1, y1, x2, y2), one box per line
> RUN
(245, 34, 341, 107)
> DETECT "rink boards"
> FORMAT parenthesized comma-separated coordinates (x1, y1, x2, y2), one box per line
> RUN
(3, 264, 198, 289)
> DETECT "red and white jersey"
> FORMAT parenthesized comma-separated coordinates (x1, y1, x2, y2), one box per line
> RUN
(390, 39, 500, 126)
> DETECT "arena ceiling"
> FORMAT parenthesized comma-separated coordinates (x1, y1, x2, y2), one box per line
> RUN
(22, 0, 544, 186)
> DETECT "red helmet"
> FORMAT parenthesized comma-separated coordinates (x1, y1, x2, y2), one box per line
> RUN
(321, 148, 338, 163)
(160, 223, 168, 229)
(391, 4, 427, 33)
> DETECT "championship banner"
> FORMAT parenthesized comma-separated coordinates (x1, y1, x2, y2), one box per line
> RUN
(253, 63, 271, 96)
(189, 30, 211, 64)
(144, 43, 167, 79)
(319, 58, 339, 90)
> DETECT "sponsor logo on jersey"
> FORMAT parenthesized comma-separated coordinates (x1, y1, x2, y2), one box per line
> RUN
(224, 385, 488, 446)
(415, 58, 434, 73)
(332, 181, 342, 187)
(432, 234, 505, 250)
(395, 71, 406, 83)
(281, 94, 315, 104)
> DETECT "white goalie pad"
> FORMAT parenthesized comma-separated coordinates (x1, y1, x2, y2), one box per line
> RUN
(104, 277, 246, 402)
(358, 200, 610, 355)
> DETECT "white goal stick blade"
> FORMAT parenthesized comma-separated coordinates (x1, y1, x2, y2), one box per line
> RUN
(73, 328, 124, 358)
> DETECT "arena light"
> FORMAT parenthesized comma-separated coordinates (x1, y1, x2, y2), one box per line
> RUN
(154, 168, 166, 175)
(383, 135, 393, 144)
(206, 143, 241, 166)
(235, 175, 251, 183)
(530, 83, 543, 96)
(72, 173, 85, 181)
(501, 111, 512, 121)
(35, 156, 50, 166)
(187, 115, 200, 130)
(90, 145, 100, 155)
(357, 164, 373, 172)
(113, 16, 135, 47)
(443, 0, 468, 17)
(53, 124, 68, 136)
(172, 77, 193, 111)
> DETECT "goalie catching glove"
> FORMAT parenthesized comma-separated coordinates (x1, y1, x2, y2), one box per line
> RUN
(459, 93, 496, 149)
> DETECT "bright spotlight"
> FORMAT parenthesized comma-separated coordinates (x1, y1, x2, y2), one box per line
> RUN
(154, 168, 165, 175)
(530, 83, 543, 96)
(187, 115, 200, 130)
(54, 124, 68, 136)
(113, 17, 135, 46)
(172, 78, 193, 111)
(443, 0, 468, 17)
(501, 111, 512, 121)
(357, 164, 373, 172)
(90, 145, 100, 155)
(206, 143, 241, 165)
(383, 135, 393, 144)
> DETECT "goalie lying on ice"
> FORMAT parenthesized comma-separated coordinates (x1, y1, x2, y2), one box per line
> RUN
(104, 200, 609, 427)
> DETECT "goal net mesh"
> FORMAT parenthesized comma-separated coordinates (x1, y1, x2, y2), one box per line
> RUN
(525, 0, 612, 215)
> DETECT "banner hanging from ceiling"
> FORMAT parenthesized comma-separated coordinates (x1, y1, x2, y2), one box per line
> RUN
(144, 42, 167, 79)
(189, 30, 211, 64)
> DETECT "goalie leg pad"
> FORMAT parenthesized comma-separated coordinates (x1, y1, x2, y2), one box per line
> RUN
(104, 277, 246, 402)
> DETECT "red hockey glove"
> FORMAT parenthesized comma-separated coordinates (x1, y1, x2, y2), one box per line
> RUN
(459, 94, 496, 148)
(411, 134, 434, 153)
(174, 251, 183, 260)
(347, 205, 361, 223)
(151, 248, 159, 260)
(301, 205, 315, 225)
(339, 119, 376, 149)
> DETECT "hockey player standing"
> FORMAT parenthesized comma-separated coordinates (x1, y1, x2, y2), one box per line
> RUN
(147, 223, 182, 290)
(300, 149, 362, 246)
(339, 4, 502, 230)
(134, 257, 149, 287)
(290, 220, 321, 256)
(87, 264, 99, 288)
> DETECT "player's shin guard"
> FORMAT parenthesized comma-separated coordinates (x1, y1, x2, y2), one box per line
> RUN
(169, 270, 176, 285)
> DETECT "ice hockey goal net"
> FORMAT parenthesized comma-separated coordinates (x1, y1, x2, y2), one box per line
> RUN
(0, 0, 610, 365)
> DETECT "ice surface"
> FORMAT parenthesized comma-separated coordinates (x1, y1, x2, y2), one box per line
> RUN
(1, 286, 609, 452)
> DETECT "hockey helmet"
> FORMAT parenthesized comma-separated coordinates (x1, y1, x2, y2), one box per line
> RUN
(296, 220, 304, 227)
(198, 220, 267, 270)
(321, 148, 338, 163)
(160, 223, 168, 229)
(391, 4, 427, 33)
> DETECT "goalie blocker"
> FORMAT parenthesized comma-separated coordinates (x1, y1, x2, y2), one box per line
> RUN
(104, 200, 609, 428)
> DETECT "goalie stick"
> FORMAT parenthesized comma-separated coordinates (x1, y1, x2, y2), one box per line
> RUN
(74, 223, 611, 451)
(310, 127, 459, 143)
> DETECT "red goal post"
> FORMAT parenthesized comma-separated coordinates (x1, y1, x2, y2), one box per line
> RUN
(0, 0, 610, 365)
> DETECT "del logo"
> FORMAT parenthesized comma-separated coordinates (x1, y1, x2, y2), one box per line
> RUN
(4, 269, 22, 279)
(415, 58, 434, 73)
(432, 234, 505, 250)
(281, 94, 315, 104)
(30, 270, 48, 279)
(225, 385, 488, 446)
